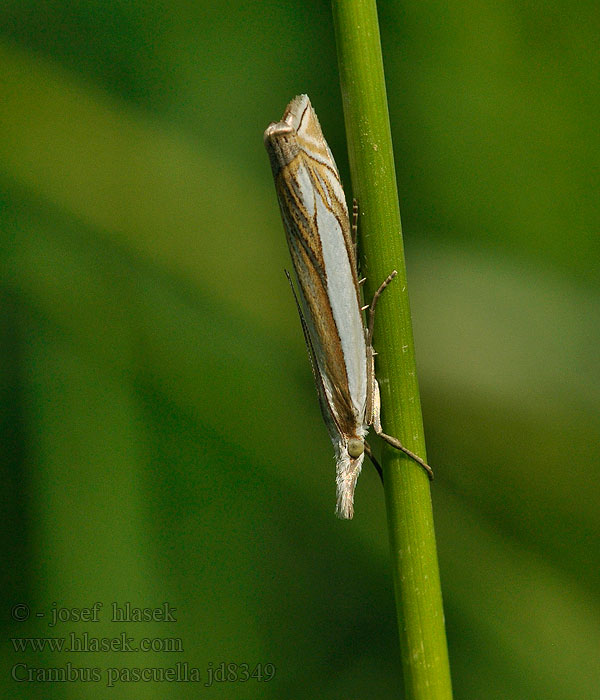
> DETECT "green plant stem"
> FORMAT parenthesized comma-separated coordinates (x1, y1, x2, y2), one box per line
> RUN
(331, 1, 453, 697)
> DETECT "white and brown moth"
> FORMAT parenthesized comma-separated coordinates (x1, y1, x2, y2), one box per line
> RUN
(264, 94, 432, 519)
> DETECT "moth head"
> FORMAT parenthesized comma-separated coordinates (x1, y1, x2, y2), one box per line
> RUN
(335, 438, 365, 519)
(347, 437, 365, 459)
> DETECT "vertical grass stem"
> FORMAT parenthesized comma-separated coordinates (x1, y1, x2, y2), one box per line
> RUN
(331, 1, 453, 697)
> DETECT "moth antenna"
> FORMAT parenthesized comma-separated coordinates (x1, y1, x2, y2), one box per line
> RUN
(364, 441, 383, 483)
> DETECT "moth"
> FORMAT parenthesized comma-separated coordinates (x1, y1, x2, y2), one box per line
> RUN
(264, 94, 432, 519)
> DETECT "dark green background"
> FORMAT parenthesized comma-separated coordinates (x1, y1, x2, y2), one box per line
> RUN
(1, 1, 598, 698)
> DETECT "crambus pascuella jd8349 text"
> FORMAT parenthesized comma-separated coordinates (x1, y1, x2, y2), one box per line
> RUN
(264, 95, 432, 519)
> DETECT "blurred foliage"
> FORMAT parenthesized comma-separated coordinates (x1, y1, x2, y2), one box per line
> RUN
(1, 1, 598, 698)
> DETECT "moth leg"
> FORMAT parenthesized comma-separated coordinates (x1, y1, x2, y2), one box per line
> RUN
(351, 198, 359, 251)
(371, 378, 434, 480)
(364, 441, 384, 484)
(363, 270, 397, 422)
(364, 267, 434, 479)
(367, 270, 398, 346)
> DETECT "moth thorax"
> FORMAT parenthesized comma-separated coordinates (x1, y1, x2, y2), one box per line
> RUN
(347, 437, 364, 458)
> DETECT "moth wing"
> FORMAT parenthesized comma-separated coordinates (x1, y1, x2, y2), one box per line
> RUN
(284, 270, 344, 445)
